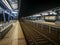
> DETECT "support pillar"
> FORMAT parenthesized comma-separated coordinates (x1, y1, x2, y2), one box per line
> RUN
(8, 15, 10, 22)
(3, 11, 6, 23)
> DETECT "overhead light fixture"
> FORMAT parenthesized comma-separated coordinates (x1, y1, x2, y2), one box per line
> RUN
(49, 11, 57, 15)
(50, 12, 53, 14)
(42, 12, 48, 15)
(33, 14, 41, 17)
(12, 11, 18, 13)
(2, 0, 12, 11)
(52, 12, 57, 15)
(14, 10, 19, 12)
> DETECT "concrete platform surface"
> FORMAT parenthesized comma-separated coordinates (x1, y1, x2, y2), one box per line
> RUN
(0, 21, 27, 45)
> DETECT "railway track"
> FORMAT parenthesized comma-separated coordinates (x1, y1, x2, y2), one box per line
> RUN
(24, 21, 59, 45)
(20, 21, 58, 45)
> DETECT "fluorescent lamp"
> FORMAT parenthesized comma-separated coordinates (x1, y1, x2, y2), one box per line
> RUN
(50, 12, 53, 14)
(49, 11, 57, 15)
(14, 10, 19, 11)
(2, 0, 12, 11)
(52, 12, 57, 15)
(12, 11, 18, 13)
(42, 13, 48, 15)
(32, 14, 41, 17)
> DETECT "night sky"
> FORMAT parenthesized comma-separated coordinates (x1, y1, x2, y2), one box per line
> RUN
(19, 0, 60, 17)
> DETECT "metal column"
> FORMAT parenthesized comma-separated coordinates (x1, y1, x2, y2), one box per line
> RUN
(3, 11, 6, 23)
(8, 14, 10, 22)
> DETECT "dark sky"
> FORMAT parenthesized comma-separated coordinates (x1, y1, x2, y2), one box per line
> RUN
(19, 0, 60, 17)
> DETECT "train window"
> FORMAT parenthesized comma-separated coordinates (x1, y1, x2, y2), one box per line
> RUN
(45, 16, 49, 20)
(48, 16, 56, 20)
(44, 15, 57, 22)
